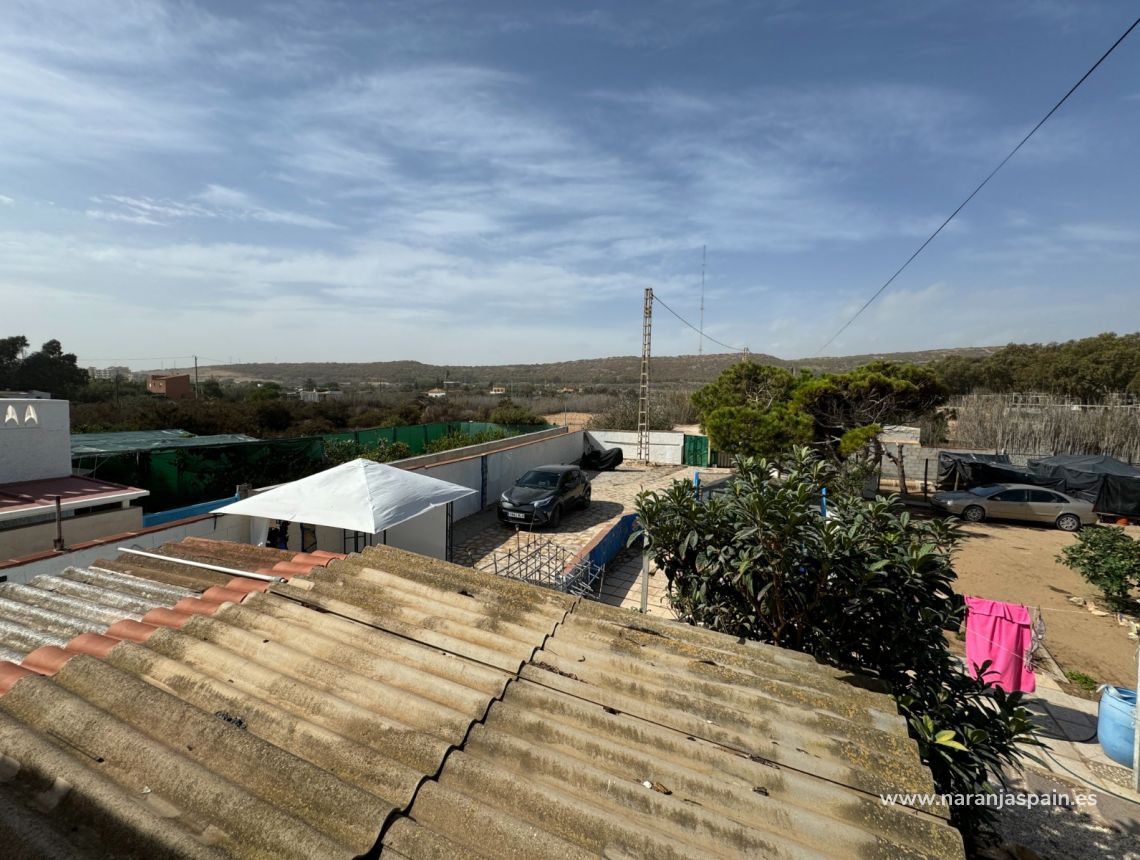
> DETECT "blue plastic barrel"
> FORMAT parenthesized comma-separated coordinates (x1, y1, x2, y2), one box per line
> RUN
(1097, 686, 1137, 767)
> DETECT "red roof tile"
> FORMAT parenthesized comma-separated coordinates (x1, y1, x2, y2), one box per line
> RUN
(0, 475, 147, 517)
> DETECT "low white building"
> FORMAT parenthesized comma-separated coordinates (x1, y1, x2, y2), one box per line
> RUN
(0, 398, 148, 561)
(300, 389, 344, 403)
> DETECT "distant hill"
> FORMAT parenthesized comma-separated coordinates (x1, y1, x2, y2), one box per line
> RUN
(156, 346, 996, 389)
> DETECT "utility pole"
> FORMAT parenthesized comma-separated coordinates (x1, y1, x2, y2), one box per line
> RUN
(637, 288, 652, 463)
(698, 245, 706, 357)
(193, 355, 199, 400)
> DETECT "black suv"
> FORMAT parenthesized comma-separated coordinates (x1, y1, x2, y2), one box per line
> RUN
(498, 465, 591, 528)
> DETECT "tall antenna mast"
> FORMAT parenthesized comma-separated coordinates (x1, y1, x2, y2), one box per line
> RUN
(637, 288, 652, 463)
(698, 245, 706, 356)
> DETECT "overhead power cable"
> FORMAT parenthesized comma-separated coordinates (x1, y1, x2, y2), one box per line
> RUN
(818, 15, 1140, 354)
(82, 356, 196, 362)
(652, 294, 748, 353)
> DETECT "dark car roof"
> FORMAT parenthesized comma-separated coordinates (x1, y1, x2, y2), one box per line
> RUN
(528, 464, 578, 473)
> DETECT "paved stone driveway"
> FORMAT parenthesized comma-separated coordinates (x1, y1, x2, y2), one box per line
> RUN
(597, 550, 678, 619)
(452, 463, 706, 570)
(453, 462, 730, 617)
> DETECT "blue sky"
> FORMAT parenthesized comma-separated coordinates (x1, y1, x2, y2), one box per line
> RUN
(1, 1, 1138, 369)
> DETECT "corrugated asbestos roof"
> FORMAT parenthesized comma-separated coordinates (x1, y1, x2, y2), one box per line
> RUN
(0, 538, 964, 859)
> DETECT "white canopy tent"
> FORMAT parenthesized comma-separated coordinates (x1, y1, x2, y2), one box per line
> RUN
(213, 459, 476, 559)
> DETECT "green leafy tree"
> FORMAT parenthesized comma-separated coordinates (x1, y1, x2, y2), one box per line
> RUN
(248, 382, 284, 402)
(929, 332, 1140, 400)
(794, 362, 946, 492)
(692, 362, 798, 419)
(1, 337, 88, 396)
(792, 361, 947, 444)
(692, 363, 809, 458)
(692, 360, 945, 472)
(324, 439, 412, 465)
(1057, 526, 1140, 607)
(636, 449, 1038, 847)
(255, 401, 293, 433)
(702, 403, 812, 458)
(837, 423, 882, 459)
(488, 398, 544, 426)
(0, 335, 29, 388)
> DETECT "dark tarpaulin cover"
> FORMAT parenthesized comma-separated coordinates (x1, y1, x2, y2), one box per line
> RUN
(1028, 454, 1140, 516)
(969, 462, 1038, 487)
(937, 452, 1013, 489)
(581, 447, 624, 471)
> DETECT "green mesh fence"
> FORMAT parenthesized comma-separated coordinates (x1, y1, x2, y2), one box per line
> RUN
(74, 421, 548, 513)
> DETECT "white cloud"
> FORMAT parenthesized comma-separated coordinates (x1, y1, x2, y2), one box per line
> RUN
(85, 209, 165, 226)
(0, 195, 13, 205)
(85, 188, 339, 230)
(0, 1, 1136, 366)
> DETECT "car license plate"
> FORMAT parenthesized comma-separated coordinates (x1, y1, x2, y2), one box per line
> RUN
(507, 512, 525, 519)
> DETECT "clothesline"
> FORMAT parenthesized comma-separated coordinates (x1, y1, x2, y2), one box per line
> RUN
(961, 627, 1035, 664)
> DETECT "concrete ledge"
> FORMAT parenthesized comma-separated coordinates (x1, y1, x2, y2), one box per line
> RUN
(395, 426, 573, 471)
(0, 513, 219, 571)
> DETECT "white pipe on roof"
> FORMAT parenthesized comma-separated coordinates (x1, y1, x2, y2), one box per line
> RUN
(116, 547, 282, 582)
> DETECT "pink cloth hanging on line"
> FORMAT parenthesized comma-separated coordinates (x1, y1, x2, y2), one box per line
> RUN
(963, 596, 1036, 693)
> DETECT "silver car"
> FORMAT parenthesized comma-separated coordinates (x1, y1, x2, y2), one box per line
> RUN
(931, 483, 1096, 532)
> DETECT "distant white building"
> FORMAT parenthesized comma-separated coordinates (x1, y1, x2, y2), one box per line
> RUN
(426, 388, 447, 399)
(0, 390, 51, 400)
(87, 365, 131, 380)
(489, 386, 506, 396)
(300, 389, 344, 403)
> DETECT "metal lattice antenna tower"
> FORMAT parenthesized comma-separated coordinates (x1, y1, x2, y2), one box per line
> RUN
(698, 245, 706, 357)
(637, 287, 652, 463)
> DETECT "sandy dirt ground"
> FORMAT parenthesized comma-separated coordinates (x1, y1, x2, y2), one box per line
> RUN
(542, 412, 594, 432)
(951, 521, 1140, 688)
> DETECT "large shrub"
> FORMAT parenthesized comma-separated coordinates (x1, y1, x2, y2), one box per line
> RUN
(689, 360, 946, 468)
(488, 398, 544, 426)
(636, 448, 1037, 846)
(1057, 526, 1140, 607)
(323, 439, 412, 465)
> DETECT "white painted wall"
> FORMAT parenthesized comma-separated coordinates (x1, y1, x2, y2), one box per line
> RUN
(587, 430, 686, 465)
(393, 429, 586, 517)
(384, 504, 447, 558)
(0, 507, 142, 560)
(0, 399, 72, 482)
(481, 432, 585, 507)
(416, 458, 483, 519)
(1, 514, 249, 585)
(304, 513, 443, 559)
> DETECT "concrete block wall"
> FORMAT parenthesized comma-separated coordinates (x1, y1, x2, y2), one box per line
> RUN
(877, 444, 1051, 491)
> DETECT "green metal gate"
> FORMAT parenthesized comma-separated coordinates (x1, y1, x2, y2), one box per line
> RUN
(682, 434, 710, 467)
